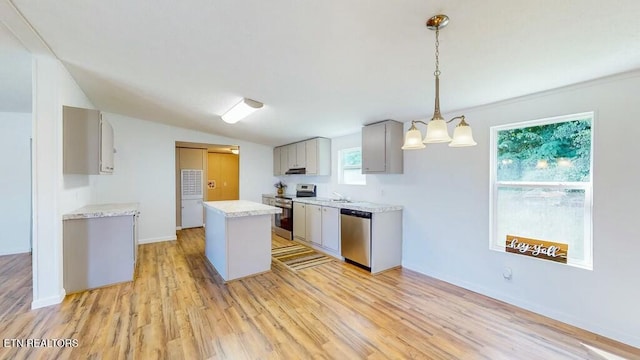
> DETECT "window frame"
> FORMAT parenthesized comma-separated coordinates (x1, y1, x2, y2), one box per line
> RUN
(338, 147, 366, 186)
(489, 112, 594, 269)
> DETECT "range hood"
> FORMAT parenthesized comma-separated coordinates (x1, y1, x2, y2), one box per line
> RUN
(285, 167, 306, 175)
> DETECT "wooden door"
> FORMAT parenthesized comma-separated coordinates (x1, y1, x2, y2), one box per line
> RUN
(207, 152, 239, 201)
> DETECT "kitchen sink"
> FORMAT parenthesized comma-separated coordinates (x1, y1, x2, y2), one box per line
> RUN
(330, 199, 351, 203)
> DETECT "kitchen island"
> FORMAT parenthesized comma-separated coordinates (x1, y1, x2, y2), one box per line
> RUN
(203, 200, 282, 282)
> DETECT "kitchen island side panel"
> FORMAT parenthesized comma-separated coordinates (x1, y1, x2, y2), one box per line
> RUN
(227, 215, 272, 280)
(205, 207, 228, 280)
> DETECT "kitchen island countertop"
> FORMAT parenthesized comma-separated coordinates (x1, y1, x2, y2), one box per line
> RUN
(203, 200, 282, 218)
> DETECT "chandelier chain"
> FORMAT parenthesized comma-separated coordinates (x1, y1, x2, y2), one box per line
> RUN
(434, 28, 441, 77)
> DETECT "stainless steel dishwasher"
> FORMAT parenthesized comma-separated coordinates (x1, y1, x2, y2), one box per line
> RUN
(340, 208, 372, 270)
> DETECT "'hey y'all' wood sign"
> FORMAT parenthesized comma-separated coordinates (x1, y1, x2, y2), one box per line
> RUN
(505, 235, 568, 264)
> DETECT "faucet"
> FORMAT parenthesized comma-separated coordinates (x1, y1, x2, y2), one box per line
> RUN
(332, 192, 351, 202)
(332, 191, 345, 200)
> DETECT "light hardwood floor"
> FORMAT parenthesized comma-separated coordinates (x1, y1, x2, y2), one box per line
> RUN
(1, 228, 639, 359)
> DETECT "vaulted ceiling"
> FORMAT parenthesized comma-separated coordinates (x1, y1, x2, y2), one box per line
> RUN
(4, 1, 640, 145)
(0, 21, 31, 112)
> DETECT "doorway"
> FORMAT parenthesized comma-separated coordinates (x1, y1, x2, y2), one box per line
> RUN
(0, 23, 33, 314)
(175, 142, 240, 230)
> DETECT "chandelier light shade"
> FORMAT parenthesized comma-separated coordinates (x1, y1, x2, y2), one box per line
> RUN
(449, 118, 477, 147)
(401, 123, 426, 150)
(424, 119, 452, 143)
(402, 14, 477, 150)
(221, 98, 264, 124)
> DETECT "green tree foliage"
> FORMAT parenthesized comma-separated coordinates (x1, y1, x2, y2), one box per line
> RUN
(497, 119, 591, 182)
(343, 149, 362, 167)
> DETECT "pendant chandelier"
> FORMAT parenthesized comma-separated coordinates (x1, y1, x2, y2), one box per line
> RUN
(402, 14, 477, 150)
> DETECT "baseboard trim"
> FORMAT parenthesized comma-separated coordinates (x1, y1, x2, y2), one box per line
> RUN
(401, 261, 640, 349)
(0, 248, 31, 256)
(139, 235, 177, 244)
(176, 226, 182, 231)
(31, 290, 65, 309)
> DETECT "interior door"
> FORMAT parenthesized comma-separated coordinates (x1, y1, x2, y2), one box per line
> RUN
(207, 152, 239, 201)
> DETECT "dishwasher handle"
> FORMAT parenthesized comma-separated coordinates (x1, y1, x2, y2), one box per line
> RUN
(340, 208, 372, 219)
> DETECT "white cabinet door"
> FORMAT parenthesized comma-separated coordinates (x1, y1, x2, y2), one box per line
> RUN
(286, 142, 307, 169)
(287, 144, 297, 169)
(280, 146, 288, 173)
(273, 147, 281, 176)
(296, 142, 306, 168)
(99, 117, 114, 173)
(305, 138, 318, 175)
(305, 204, 322, 245)
(293, 202, 306, 241)
(321, 206, 340, 253)
(362, 121, 387, 173)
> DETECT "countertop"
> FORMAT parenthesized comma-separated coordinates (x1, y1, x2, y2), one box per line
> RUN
(63, 203, 139, 220)
(204, 200, 282, 218)
(292, 197, 402, 213)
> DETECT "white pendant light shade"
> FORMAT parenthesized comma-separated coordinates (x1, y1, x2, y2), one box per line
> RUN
(449, 122, 477, 147)
(423, 119, 452, 143)
(401, 127, 426, 149)
(221, 98, 263, 124)
(401, 15, 478, 151)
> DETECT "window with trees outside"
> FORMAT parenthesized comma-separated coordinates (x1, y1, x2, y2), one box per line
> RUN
(339, 147, 366, 185)
(490, 112, 593, 269)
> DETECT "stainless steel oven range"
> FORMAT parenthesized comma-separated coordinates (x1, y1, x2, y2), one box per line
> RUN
(272, 183, 316, 239)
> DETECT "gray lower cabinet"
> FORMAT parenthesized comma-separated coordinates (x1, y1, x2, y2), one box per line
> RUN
(63, 215, 137, 293)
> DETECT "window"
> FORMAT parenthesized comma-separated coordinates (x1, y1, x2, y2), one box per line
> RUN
(339, 147, 366, 185)
(490, 112, 593, 269)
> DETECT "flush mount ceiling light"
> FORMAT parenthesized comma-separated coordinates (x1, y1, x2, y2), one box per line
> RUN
(221, 98, 264, 124)
(402, 14, 477, 150)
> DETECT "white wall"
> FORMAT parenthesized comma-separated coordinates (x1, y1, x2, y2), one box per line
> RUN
(0, 112, 32, 255)
(365, 72, 640, 348)
(282, 72, 640, 348)
(397, 72, 640, 348)
(89, 113, 275, 244)
(31, 55, 95, 308)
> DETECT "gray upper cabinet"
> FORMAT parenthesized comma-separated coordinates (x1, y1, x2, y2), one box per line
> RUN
(287, 142, 306, 169)
(305, 137, 330, 175)
(63, 105, 114, 174)
(362, 120, 403, 174)
(273, 147, 281, 175)
(273, 137, 331, 176)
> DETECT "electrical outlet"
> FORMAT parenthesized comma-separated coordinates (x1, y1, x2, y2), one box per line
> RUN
(502, 267, 513, 280)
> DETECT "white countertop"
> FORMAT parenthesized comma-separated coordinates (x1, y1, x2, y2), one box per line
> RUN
(63, 203, 139, 220)
(293, 197, 402, 213)
(204, 200, 282, 218)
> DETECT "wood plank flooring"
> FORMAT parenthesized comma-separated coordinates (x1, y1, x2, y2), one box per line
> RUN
(1, 228, 639, 359)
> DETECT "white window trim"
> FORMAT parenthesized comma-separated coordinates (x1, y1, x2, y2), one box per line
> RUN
(489, 112, 594, 269)
(339, 147, 366, 186)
